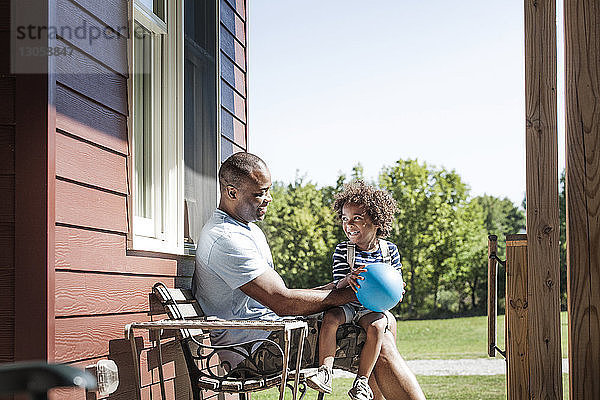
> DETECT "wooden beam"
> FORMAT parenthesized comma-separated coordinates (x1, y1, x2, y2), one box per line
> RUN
(14, 0, 56, 361)
(487, 235, 498, 358)
(505, 234, 529, 400)
(524, 0, 563, 398)
(564, 0, 600, 399)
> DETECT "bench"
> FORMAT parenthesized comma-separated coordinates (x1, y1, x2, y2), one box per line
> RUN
(125, 283, 366, 400)
(125, 283, 316, 400)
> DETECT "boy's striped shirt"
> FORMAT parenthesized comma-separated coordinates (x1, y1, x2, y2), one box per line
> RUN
(332, 241, 402, 307)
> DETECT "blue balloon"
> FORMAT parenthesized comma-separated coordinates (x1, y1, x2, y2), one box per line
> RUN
(355, 262, 404, 312)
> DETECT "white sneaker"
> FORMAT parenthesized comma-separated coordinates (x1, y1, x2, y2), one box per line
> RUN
(348, 376, 373, 400)
(306, 365, 333, 394)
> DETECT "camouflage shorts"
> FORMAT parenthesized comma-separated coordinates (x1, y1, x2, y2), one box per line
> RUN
(238, 316, 366, 374)
(328, 319, 366, 372)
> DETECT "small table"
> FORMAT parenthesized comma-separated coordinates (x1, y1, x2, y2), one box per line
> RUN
(125, 318, 308, 400)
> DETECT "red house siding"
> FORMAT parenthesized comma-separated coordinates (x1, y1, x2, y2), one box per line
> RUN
(50, 1, 183, 398)
(2, 0, 248, 398)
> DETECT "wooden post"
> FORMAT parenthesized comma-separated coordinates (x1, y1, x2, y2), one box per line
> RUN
(505, 235, 529, 400)
(564, 0, 600, 398)
(488, 235, 498, 357)
(14, 0, 56, 362)
(524, 0, 563, 398)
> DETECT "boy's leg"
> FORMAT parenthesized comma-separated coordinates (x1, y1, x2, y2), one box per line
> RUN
(307, 306, 347, 394)
(356, 312, 388, 379)
(348, 312, 387, 400)
(318, 306, 347, 368)
(369, 312, 395, 400)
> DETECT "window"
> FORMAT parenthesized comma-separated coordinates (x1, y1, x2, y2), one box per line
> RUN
(130, 0, 220, 254)
(183, 0, 219, 252)
(131, 0, 183, 253)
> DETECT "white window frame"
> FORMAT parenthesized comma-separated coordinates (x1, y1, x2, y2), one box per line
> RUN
(130, 0, 184, 254)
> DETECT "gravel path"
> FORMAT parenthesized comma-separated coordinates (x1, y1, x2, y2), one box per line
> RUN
(332, 358, 569, 377)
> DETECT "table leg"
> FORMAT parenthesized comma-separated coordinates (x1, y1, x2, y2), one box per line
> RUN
(292, 326, 306, 400)
(156, 329, 167, 400)
(278, 329, 291, 400)
(125, 325, 142, 400)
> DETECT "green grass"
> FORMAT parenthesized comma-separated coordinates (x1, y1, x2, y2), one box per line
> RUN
(395, 314, 505, 360)
(253, 312, 571, 399)
(412, 375, 507, 400)
(396, 311, 569, 360)
(252, 376, 506, 400)
(560, 311, 569, 357)
(253, 375, 570, 400)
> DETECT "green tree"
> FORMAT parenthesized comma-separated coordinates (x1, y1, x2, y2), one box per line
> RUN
(379, 159, 469, 318)
(471, 194, 525, 312)
(351, 163, 365, 181)
(259, 161, 528, 319)
(259, 179, 339, 288)
(446, 200, 489, 312)
(472, 194, 525, 259)
(321, 174, 348, 245)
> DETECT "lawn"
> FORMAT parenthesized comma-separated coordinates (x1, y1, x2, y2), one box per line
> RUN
(395, 314, 506, 360)
(252, 312, 571, 399)
(252, 376, 506, 400)
(395, 311, 569, 360)
(252, 374, 570, 400)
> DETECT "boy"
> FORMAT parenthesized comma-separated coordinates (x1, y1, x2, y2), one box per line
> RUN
(308, 180, 403, 400)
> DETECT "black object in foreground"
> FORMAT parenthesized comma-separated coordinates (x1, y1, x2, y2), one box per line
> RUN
(0, 361, 97, 400)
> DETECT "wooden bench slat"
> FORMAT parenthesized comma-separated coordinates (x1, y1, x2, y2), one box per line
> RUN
(165, 288, 195, 302)
(196, 377, 219, 390)
(165, 303, 204, 319)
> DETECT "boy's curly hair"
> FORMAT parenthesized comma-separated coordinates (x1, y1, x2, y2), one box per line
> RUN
(333, 180, 398, 238)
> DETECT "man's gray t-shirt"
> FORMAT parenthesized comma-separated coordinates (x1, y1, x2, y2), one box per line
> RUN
(193, 209, 280, 365)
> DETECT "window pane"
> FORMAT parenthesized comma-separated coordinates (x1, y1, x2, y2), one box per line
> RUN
(154, 0, 165, 22)
(184, 0, 217, 249)
(137, 0, 165, 22)
(134, 22, 153, 219)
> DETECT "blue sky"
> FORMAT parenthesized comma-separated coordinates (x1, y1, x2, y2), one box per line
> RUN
(248, 1, 565, 206)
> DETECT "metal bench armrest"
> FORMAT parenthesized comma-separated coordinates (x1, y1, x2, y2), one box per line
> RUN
(126, 318, 307, 332)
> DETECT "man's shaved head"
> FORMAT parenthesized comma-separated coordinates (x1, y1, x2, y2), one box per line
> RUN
(219, 152, 268, 190)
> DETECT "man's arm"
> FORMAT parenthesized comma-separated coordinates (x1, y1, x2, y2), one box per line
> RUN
(312, 281, 335, 290)
(240, 268, 356, 316)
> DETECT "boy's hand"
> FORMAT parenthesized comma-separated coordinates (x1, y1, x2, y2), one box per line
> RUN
(348, 265, 367, 293)
(399, 281, 407, 301)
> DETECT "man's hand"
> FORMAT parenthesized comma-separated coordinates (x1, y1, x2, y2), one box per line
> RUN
(313, 281, 336, 290)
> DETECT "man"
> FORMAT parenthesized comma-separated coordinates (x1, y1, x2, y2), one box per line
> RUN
(193, 152, 425, 400)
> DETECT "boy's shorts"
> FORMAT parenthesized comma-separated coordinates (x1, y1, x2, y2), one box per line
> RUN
(233, 314, 372, 374)
(338, 305, 392, 335)
(339, 303, 375, 324)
